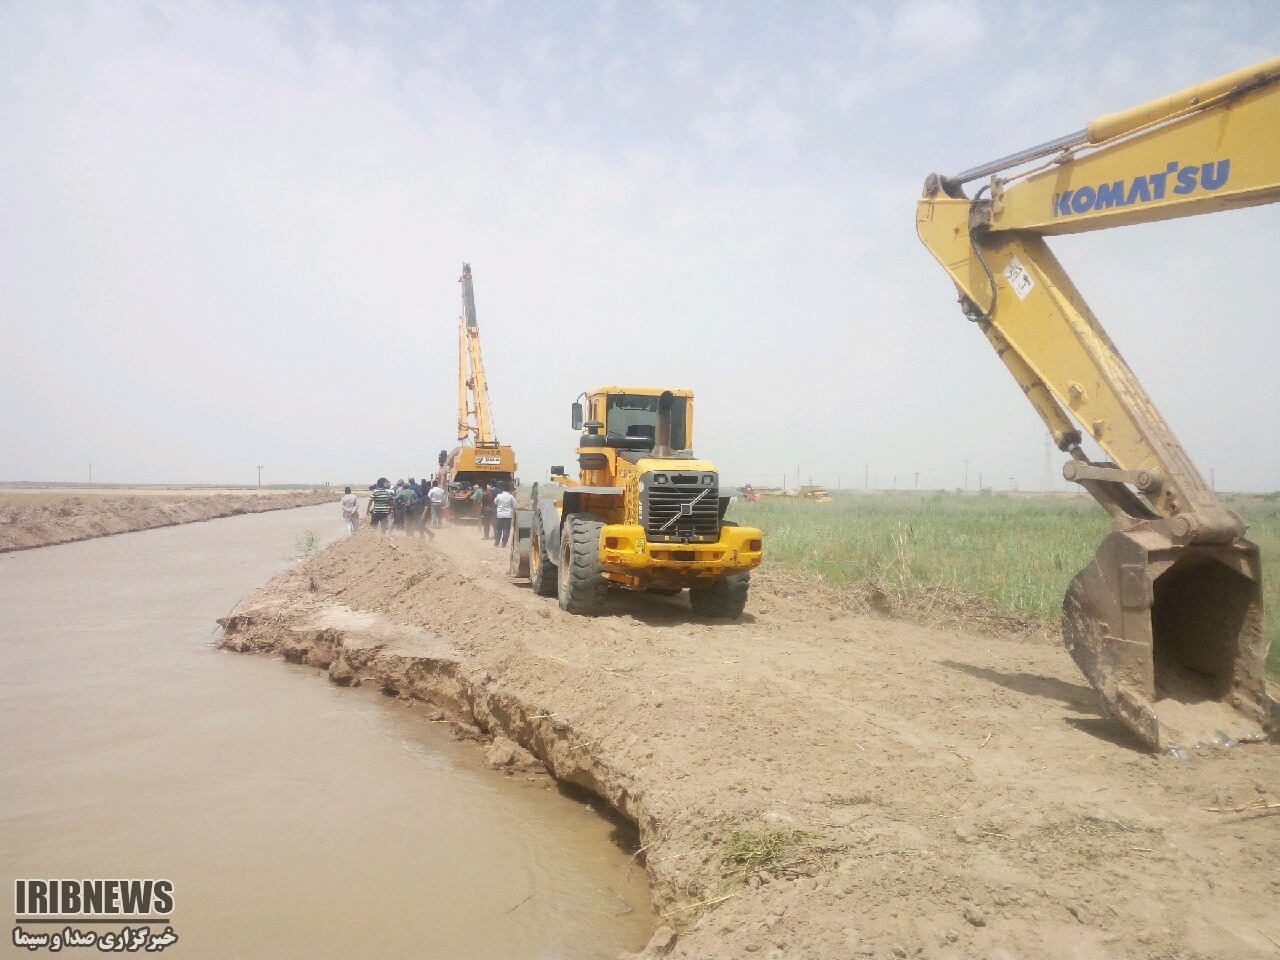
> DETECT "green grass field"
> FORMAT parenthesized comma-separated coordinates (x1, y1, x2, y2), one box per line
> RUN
(729, 491, 1280, 679)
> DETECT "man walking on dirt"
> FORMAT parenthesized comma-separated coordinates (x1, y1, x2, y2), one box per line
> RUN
(367, 478, 393, 534)
(427, 481, 446, 527)
(341, 486, 359, 535)
(492, 483, 517, 548)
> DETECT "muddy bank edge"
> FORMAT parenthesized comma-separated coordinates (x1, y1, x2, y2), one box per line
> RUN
(0, 491, 338, 552)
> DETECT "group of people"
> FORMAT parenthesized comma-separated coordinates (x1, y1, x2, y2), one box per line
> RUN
(470, 482, 518, 547)
(340, 477, 446, 537)
(339, 476, 514, 545)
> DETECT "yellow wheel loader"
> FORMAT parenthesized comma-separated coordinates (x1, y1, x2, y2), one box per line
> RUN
(509, 387, 763, 618)
(917, 57, 1280, 752)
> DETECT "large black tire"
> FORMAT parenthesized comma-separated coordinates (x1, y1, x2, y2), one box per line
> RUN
(530, 520, 557, 597)
(509, 509, 533, 578)
(689, 572, 751, 619)
(557, 513, 609, 614)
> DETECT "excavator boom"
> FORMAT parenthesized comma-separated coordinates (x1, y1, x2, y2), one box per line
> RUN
(917, 57, 1279, 751)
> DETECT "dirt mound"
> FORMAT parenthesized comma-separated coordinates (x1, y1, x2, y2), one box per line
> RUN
(221, 527, 1280, 959)
(0, 491, 337, 551)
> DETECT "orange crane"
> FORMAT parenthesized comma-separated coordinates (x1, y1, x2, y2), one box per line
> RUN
(443, 264, 517, 520)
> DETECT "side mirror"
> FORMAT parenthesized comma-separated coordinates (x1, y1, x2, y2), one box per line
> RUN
(551, 465, 565, 477)
(571, 402, 584, 431)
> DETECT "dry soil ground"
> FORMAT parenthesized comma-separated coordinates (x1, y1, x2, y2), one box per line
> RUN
(0, 489, 337, 551)
(219, 521, 1280, 960)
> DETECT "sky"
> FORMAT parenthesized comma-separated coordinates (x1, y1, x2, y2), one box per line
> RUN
(1, 1, 1277, 492)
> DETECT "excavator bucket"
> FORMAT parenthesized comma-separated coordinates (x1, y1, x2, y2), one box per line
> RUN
(1063, 528, 1276, 752)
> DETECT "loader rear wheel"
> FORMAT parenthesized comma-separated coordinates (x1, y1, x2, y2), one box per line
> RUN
(689, 573, 750, 619)
(509, 509, 533, 579)
(558, 513, 609, 615)
(530, 520, 557, 597)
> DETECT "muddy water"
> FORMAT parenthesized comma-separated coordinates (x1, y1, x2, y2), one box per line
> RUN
(0, 505, 652, 958)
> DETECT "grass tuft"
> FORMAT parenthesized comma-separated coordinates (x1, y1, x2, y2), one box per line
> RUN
(720, 829, 817, 873)
(291, 529, 323, 560)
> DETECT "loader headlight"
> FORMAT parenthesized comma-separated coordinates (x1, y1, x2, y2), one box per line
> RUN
(653, 474, 669, 484)
(701, 474, 715, 485)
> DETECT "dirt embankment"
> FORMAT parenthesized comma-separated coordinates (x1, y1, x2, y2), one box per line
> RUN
(0, 491, 337, 552)
(219, 527, 1280, 960)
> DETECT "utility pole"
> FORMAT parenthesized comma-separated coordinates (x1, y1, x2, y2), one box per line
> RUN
(89, 462, 92, 485)
(796, 465, 801, 491)
(257, 465, 263, 488)
(914, 471, 920, 490)
(1211, 468, 1216, 491)
(893, 474, 898, 490)
(963, 459, 969, 491)
(978, 472, 983, 492)
(837, 475, 842, 490)
(864, 465, 869, 489)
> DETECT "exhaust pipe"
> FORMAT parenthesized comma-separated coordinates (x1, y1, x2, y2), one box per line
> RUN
(1063, 528, 1274, 751)
(654, 391, 674, 457)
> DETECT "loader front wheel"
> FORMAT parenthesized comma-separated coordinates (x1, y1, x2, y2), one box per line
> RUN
(530, 520, 557, 597)
(558, 513, 609, 615)
(689, 573, 750, 619)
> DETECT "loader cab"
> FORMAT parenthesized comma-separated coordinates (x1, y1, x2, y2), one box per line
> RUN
(576, 387, 695, 453)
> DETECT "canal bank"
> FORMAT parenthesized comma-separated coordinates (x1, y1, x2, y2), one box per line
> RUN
(220, 526, 1280, 960)
(1, 503, 653, 959)
(0, 488, 338, 552)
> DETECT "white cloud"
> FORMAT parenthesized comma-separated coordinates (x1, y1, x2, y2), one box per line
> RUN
(890, 0, 984, 51)
(689, 98, 801, 164)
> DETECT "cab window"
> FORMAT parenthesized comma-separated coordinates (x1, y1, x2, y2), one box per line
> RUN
(605, 394, 687, 450)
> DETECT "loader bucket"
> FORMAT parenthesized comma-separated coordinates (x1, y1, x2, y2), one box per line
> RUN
(1062, 528, 1274, 751)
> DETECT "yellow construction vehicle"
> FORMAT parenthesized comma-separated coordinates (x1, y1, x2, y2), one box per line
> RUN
(917, 56, 1279, 752)
(509, 387, 763, 617)
(445, 264, 517, 519)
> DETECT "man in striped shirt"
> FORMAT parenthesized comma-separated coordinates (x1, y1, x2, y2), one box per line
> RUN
(366, 477, 393, 534)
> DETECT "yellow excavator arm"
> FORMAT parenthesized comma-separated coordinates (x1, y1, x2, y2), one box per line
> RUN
(917, 56, 1280, 751)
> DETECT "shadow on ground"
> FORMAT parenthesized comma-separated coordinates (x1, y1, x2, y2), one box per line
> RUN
(937, 659, 1149, 753)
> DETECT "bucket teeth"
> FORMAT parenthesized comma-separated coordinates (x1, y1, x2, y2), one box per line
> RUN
(1062, 528, 1274, 751)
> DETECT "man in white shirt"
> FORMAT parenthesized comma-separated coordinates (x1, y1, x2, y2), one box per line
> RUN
(492, 485, 517, 547)
(427, 482, 447, 527)
(340, 486, 359, 535)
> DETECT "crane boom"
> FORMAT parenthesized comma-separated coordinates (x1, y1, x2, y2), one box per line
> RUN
(458, 263, 497, 445)
(917, 56, 1279, 752)
(445, 263, 518, 521)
